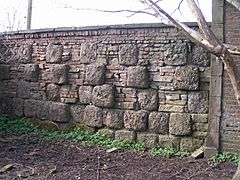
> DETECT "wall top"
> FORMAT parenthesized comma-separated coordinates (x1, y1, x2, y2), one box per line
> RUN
(0, 22, 200, 36)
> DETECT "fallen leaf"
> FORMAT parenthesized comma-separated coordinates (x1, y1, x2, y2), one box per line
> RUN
(28, 151, 41, 156)
(48, 166, 57, 174)
(0, 164, 14, 173)
(106, 147, 119, 153)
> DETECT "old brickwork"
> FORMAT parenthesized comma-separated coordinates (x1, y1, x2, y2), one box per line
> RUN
(0, 24, 210, 151)
(221, 2, 240, 153)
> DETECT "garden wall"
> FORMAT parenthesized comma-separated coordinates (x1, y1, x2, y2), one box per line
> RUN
(0, 23, 210, 151)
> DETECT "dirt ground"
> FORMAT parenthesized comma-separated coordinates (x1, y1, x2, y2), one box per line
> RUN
(0, 131, 237, 180)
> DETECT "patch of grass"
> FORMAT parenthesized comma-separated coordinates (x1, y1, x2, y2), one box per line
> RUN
(150, 144, 190, 158)
(208, 152, 240, 166)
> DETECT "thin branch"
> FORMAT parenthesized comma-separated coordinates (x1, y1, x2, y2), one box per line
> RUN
(171, 0, 184, 16)
(226, 0, 240, 11)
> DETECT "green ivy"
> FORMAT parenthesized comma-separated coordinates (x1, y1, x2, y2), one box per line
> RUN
(209, 152, 240, 166)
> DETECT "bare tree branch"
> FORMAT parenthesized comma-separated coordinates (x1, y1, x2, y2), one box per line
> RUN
(226, 0, 240, 11)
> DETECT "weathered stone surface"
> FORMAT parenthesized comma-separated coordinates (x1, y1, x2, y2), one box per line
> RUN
(137, 133, 158, 148)
(191, 114, 208, 123)
(12, 98, 24, 116)
(37, 101, 50, 120)
(39, 120, 59, 132)
(115, 130, 136, 142)
(50, 65, 68, 85)
(114, 102, 137, 110)
(138, 89, 158, 110)
(127, 66, 149, 88)
(158, 135, 181, 150)
(105, 109, 124, 129)
(46, 44, 63, 63)
(169, 113, 192, 135)
(70, 105, 85, 123)
(19, 44, 32, 63)
(24, 99, 39, 118)
(46, 83, 60, 101)
(98, 128, 115, 139)
(124, 110, 148, 131)
(158, 104, 185, 113)
(23, 64, 39, 82)
(85, 64, 106, 85)
(191, 46, 210, 67)
(164, 42, 187, 66)
(80, 43, 97, 64)
(17, 80, 31, 99)
(49, 102, 69, 122)
(119, 44, 139, 65)
(84, 105, 103, 128)
(188, 91, 209, 113)
(78, 86, 93, 104)
(180, 137, 204, 151)
(173, 65, 199, 90)
(148, 112, 169, 134)
(0, 97, 12, 114)
(0, 64, 10, 80)
(92, 84, 114, 108)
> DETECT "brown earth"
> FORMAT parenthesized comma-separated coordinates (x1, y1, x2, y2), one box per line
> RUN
(0, 131, 237, 180)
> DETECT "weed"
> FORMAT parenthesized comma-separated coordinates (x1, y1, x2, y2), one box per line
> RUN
(209, 152, 240, 166)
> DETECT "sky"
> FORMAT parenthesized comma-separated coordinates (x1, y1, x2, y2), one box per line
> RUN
(0, 0, 212, 32)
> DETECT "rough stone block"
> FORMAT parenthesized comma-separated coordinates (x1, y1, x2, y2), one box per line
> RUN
(173, 65, 199, 90)
(164, 43, 187, 66)
(51, 65, 68, 85)
(70, 105, 85, 123)
(85, 64, 106, 85)
(114, 102, 137, 110)
(137, 133, 158, 148)
(188, 91, 209, 113)
(12, 98, 24, 116)
(17, 80, 31, 99)
(191, 46, 210, 67)
(37, 101, 50, 120)
(0, 64, 10, 80)
(169, 113, 192, 135)
(24, 99, 39, 118)
(78, 86, 93, 104)
(158, 104, 185, 113)
(0, 97, 12, 114)
(115, 130, 136, 142)
(191, 114, 208, 123)
(23, 64, 39, 82)
(98, 128, 115, 139)
(138, 89, 158, 110)
(46, 44, 63, 63)
(158, 135, 180, 150)
(49, 102, 69, 122)
(148, 112, 169, 134)
(84, 105, 103, 128)
(19, 44, 32, 63)
(119, 44, 139, 65)
(180, 137, 204, 151)
(46, 83, 60, 101)
(127, 66, 149, 88)
(80, 43, 97, 64)
(92, 84, 114, 108)
(124, 110, 148, 131)
(105, 109, 124, 129)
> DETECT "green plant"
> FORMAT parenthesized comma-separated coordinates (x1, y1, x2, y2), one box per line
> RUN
(209, 152, 240, 166)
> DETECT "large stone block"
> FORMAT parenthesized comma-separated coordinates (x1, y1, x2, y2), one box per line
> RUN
(158, 135, 180, 150)
(50, 65, 68, 85)
(92, 84, 115, 108)
(46, 44, 63, 63)
(78, 86, 93, 104)
(70, 105, 85, 123)
(49, 102, 69, 122)
(188, 91, 209, 113)
(17, 80, 31, 99)
(173, 65, 199, 90)
(24, 99, 39, 118)
(180, 137, 204, 151)
(191, 46, 210, 67)
(169, 113, 191, 136)
(12, 98, 24, 116)
(84, 105, 103, 128)
(137, 133, 158, 148)
(46, 83, 60, 101)
(164, 42, 187, 66)
(138, 89, 158, 110)
(0, 97, 12, 114)
(127, 66, 149, 88)
(119, 44, 139, 65)
(105, 109, 124, 129)
(115, 130, 136, 142)
(0, 64, 10, 80)
(124, 110, 148, 131)
(85, 64, 106, 85)
(148, 112, 169, 134)
(79, 43, 97, 64)
(23, 64, 39, 82)
(19, 44, 32, 63)
(98, 128, 115, 139)
(37, 101, 51, 120)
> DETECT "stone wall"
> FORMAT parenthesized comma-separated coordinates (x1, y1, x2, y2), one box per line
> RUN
(0, 23, 210, 151)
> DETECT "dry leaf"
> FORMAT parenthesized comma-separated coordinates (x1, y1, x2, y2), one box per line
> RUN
(0, 164, 14, 173)
(29, 151, 40, 156)
(48, 166, 57, 174)
(106, 147, 119, 153)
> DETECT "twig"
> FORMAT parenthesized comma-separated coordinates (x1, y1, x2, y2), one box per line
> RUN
(97, 156, 100, 180)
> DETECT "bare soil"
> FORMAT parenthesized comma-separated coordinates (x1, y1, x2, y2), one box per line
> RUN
(0, 131, 237, 180)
